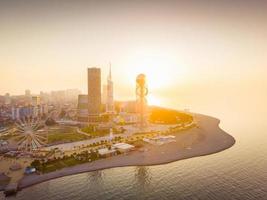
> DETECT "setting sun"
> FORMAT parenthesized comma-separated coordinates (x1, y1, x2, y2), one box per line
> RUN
(119, 48, 187, 94)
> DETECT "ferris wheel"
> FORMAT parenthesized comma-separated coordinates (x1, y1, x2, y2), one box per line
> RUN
(13, 116, 48, 152)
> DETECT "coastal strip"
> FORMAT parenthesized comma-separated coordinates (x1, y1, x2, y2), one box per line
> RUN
(18, 114, 235, 190)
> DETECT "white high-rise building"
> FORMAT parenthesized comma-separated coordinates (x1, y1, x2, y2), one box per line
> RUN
(106, 64, 115, 114)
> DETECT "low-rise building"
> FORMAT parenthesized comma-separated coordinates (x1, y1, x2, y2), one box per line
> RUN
(112, 143, 135, 153)
(77, 95, 88, 122)
(114, 113, 138, 124)
(98, 148, 116, 157)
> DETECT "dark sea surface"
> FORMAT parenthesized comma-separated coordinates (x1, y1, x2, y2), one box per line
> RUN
(1, 97, 267, 200)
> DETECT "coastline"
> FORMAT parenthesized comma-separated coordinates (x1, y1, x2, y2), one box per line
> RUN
(16, 113, 235, 191)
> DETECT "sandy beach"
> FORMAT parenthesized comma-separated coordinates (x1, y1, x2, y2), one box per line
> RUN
(17, 114, 235, 190)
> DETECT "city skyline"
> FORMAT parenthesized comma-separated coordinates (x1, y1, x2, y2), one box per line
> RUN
(0, 1, 267, 199)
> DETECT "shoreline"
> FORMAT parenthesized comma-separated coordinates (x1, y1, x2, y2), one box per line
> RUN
(10, 114, 236, 191)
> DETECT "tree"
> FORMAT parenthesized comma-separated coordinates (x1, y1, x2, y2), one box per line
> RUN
(45, 117, 57, 126)
(31, 159, 41, 168)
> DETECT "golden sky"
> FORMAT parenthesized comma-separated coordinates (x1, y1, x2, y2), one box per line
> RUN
(0, 0, 266, 111)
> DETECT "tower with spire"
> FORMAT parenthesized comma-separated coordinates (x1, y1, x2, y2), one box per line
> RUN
(106, 63, 115, 114)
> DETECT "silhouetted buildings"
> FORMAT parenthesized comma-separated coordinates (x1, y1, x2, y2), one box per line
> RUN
(32, 96, 40, 106)
(77, 94, 88, 122)
(87, 68, 101, 123)
(106, 65, 115, 114)
(4, 93, 11, 105)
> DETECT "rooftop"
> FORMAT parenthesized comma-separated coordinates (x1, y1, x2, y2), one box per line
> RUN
(98, 148, 116, 156)
(113, 143, 134, 150)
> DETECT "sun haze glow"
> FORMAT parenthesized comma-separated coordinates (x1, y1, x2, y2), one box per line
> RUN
(147, 94, 162, 106)
(122, 48, 185, 92)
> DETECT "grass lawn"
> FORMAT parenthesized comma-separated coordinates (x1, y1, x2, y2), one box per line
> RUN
(48, 127, 90, 143)
(81, 126, 109, 137)
(88, 131, 109, 137)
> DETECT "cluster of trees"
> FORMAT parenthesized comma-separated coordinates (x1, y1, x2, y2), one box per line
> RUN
(31, 149, 100, 173)
(45, 118, 57, 126)
(150, 108, 193, 124)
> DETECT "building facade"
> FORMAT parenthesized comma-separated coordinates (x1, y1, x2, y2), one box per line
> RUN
(106, 65, 115, 114)
(77, 94, 88, 122)
(32, 96, 40, 106)
(87, 68, 101, 123)
(4, 93, 11, 105)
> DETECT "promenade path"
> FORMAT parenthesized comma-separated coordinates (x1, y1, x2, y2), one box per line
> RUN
(42, 124, 173, 151)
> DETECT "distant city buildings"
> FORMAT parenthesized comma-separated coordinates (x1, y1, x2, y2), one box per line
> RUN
(77, 94, 88, 122)
(25, 89, 31, 97)
(4, 93, 11, 105)
(10, 94, 48, 120)
(39, 89, 81, 104)
(32, 96, 41, 106)
(11, 104, 48, 120)
(25, 89, 32, 104)
(0, 88, 80, 124)
(51, 89, 80, 104)
(87, 68, 101, 123)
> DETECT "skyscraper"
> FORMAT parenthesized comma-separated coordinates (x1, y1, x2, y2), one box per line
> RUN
(106, 64, 115, 114)
(87, 67, 101, 123)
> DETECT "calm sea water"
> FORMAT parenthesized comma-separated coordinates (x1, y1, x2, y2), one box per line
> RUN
(1, 96, 267, 200)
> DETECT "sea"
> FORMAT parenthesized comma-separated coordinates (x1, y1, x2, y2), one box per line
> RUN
(1, 89, 267, 200)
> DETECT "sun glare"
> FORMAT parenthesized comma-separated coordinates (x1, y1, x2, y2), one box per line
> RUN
(147, 94, 161, 106)
(123, 49, 184, 91)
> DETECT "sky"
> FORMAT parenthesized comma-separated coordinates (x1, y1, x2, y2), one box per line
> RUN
(0, 0, 267, 113)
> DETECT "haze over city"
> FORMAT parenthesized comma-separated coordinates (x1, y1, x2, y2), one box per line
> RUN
(1, 0, 267, 113)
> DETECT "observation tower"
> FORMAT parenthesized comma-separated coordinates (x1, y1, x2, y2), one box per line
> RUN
(136, 74, 148, 129)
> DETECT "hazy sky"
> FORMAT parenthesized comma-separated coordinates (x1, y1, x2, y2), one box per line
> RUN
(0, 0, 266, 111)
